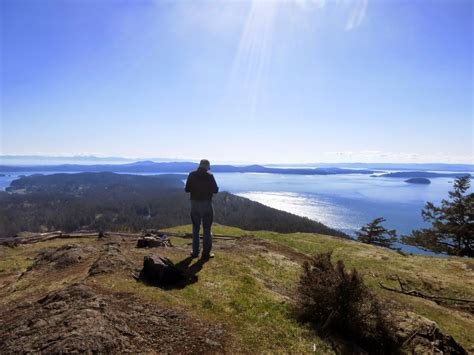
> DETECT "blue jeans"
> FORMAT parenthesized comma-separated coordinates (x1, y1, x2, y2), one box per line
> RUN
(190, 200, 213, 255)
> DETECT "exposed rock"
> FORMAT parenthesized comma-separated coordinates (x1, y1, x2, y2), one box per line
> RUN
(394, 311, 467, 354)
(0, 283, 227, 353)
(138, 255, 185, 286)
(29, 244, 97, 270)
(88, 243, 133, 276)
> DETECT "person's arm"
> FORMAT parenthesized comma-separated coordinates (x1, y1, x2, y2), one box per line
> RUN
(185, 173, 193, 192)
(210, 174, 219, 194)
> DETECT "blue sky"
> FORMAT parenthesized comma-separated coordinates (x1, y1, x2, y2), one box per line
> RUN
(1, 0, 472, 164)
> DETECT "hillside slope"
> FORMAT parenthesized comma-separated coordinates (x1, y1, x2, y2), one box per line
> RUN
(0, 225, 473, 353)
(0, 172, 346, 238)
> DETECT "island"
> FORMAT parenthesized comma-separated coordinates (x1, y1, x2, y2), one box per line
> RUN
(379, 171, 469, 178)
(405, 177, 431, 184)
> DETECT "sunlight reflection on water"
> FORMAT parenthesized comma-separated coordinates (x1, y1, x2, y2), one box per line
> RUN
(214, 172, 467, 239)
(236, 191, 360, 231)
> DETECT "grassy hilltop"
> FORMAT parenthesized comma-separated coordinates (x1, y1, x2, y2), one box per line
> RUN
(0, 224, 473, 353)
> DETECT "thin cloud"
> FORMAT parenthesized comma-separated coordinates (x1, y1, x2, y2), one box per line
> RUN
(324, 151, 473, 164)
(294, 0, 326, 10)
(345, 0, 368, 31)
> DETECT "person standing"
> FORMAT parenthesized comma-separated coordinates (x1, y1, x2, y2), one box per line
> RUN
(184, 159, 219, 259)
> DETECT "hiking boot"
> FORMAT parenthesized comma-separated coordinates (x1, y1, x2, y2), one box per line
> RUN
(201, 252, 215, 260)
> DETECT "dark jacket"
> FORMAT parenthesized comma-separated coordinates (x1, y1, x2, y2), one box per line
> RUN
(185, 168, 219, 200)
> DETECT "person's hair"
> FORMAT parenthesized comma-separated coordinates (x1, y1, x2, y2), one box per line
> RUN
(199, 159, 210, 170)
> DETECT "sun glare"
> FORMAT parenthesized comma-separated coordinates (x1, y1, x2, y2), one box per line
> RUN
(228, 0, 369, 117)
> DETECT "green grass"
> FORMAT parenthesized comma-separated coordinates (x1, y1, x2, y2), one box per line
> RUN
(0, 237, 98, 274)
(167, 224, 474, 301)
(0, 251, 33, 273)
(0, 237, 99, 305)
(94, 240, 332, 353)
(2, 226, 473, 352)
(164, 225, 474, 350)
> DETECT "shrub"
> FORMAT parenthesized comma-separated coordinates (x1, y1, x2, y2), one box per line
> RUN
(296, 252, 396, 352)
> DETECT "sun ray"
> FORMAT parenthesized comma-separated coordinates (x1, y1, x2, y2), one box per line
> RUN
(229, 0, 279, 118)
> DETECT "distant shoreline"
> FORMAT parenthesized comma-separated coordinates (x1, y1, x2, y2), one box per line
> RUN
(0, 161, 471, 178)
(1, 156, 473, 172)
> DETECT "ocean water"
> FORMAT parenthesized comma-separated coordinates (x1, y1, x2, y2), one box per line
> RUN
(0, 171, 467, 255)
(213, 173, 458, 236)
(214, 172, 468, 255)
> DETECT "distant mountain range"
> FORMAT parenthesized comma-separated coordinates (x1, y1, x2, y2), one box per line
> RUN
(275, 162, 474, 172)
(0, 161, 472, 178)
(0, 161, 376, 175)
(0, 155, 200, 167)
(1, 156, 472, 172)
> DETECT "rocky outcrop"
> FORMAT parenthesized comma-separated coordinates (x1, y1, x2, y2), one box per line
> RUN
(88, 243, 133, 276)
(395, 311, 467, 354)
(28, 244, 97, 270)
(0, 283, 226, 353)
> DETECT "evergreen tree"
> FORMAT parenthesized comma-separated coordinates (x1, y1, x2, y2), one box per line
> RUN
(403, 175, 474, 257)
(356, 217, 397, 248)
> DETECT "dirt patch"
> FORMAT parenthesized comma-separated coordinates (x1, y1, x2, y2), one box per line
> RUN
(28, 243, 97, 270)
(462, 260, 474, 272)
(250, 269, 292, 299)
(0, 283, 227, 353)
(237, 235, 311, 264)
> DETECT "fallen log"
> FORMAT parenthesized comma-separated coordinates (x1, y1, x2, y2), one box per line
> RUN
(103, 232, 140, 237)
(0, 231, 99, 246)
(0, 229, 244, 247)
(107, 231, 238, 240)
(146, 230, 240, 240)
(378, 276, 474, 305)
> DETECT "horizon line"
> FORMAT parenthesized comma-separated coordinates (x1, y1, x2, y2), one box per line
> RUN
(0, 154, 473, 167)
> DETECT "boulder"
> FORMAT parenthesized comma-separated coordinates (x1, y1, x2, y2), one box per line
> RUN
(138, 255, 184, 286)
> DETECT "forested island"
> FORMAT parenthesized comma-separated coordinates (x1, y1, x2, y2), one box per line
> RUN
(0, 172, 346, 238)
(405, 177, 431, 184)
